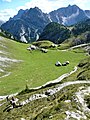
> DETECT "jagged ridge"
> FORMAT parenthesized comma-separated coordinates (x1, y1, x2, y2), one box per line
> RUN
(1, 5, 90, 43)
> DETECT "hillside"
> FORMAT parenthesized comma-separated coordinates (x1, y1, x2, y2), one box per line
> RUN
(38, 22, 71, 44)
(0, 32, 90, 119)
(58, 32, 90, 50)
(72, 19, 90, 36)
(0, 34, 88, 95)
(0, 41, 90, 119)
(38, 19, 90, 45)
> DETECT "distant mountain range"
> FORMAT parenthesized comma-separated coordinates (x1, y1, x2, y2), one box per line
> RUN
(1, 5, 90, 43)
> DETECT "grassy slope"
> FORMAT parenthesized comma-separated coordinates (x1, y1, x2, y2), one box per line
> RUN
(58, 31, 90, 50)
(0, 57, 90, 120)
(0, 36, 88, 95)
(32, 40, 54, 48)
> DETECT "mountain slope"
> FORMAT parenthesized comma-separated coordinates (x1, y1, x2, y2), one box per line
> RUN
(85, 10, 90, 18)
(49, 5, 88, 26)
(39, 22, 71, 44)
(0, 34, 88, 95)
(72, 19, 90, 36)
(39, 19, 90, 44)
(1, 7, 51, 43)
(0, 56, 90, 120)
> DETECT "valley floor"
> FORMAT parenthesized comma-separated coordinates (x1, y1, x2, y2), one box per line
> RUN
(0, 36, 88, 95)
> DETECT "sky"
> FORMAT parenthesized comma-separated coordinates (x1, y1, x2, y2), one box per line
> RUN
(0, 0, 90, 21)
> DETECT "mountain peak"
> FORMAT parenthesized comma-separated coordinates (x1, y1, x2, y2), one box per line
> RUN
(67, 4, 80, 9)
(11, 9, 28, 20)
(34, 6, 40, 10)
(29, 7, 42, 12)
(73, 4, 80, 8)
(68, 4, 71, 7)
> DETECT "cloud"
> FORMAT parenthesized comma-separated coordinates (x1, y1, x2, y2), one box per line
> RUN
(0, 0, 90, 21)
(0, 9, 17, 21)
(17, 0, 65, 13)
(73, 0, 89, 10)
(16, 0, 90, 13)
(2, 0, 12, 2)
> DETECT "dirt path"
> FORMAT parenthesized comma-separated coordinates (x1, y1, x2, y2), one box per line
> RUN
(61, 43, 90, 52)
(20, 80, 90, 106)
(0, 66, 77, 101)
(28, 66, 77, 90)
(68, 43, 89, 50)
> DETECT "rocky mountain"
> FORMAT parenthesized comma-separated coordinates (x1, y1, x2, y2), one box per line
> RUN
(49, 5, 88, 26)
(1, 5, 90, 43)
(1, 7, 51, 43)
(11, 9, 27, 20)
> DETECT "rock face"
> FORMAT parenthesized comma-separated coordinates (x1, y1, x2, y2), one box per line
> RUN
(49, 5, 88, 26)
(1, 5, 90, 43)
(85, 10, 90, 18)
(1, 7, 50, 43)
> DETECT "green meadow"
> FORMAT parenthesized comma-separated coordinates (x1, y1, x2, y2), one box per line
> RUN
(0, 37, 87, 95)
